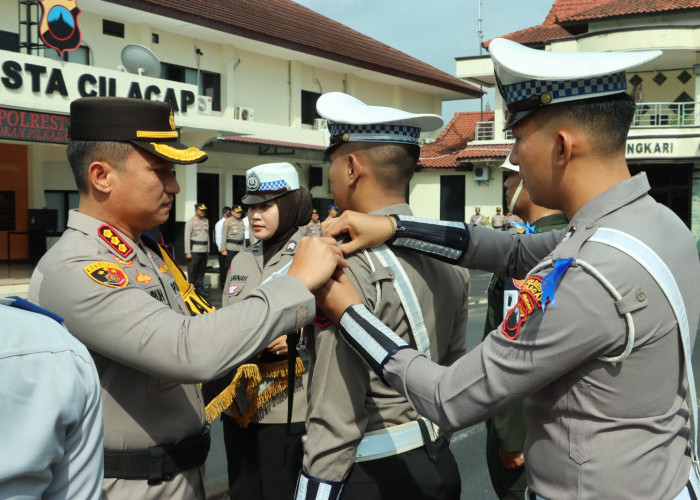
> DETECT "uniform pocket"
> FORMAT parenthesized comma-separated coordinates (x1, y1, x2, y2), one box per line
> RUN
(568, 380, 591, 464)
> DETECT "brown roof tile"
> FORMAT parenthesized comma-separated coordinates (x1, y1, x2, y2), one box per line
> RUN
(107, 0, 482, 97)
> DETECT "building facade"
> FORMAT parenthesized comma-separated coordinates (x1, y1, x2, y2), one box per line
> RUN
(0, 0, 480, 262)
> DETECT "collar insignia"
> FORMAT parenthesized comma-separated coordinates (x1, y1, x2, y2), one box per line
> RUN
(285, 241, 297, 252)
(98, 225, 132, 258)
(114, 256, 133, 266)
(159, 263, 168, 273)
(135, 270, 153, 285)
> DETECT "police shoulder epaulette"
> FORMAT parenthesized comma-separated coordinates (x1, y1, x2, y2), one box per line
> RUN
(98, 224, 133, 258)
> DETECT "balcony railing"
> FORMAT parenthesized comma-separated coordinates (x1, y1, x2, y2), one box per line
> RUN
(474, 121, 512, 141)
(632, 101, 698, 127)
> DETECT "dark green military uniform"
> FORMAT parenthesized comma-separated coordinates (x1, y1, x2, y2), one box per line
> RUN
(482, 212, 568, 499)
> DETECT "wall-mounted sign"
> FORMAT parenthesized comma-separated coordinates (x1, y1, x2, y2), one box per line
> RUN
(626, 137, 700, 159)
(0, 107, 68, 144)
(40, 0, 82, 55)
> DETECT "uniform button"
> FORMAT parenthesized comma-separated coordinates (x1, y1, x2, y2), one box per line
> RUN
(636, 290, 646, 302)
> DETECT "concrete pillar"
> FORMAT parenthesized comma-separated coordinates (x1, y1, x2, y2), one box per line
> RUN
(222, 46, 237, 120)
(175, 163, 198, 222)
(289, 60, 302, 128)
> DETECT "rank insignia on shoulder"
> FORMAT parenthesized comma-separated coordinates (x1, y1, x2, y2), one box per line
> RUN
(314, 313, 333, 328)
(501, 276, 544, 340)
(84, 261, 128, 288)
(114, 256, 133, 266)
(285, 241, 297, 252)
(158, 263, 168, 273)
(135, 270, 153, 285)
(98, 225, 133, 258)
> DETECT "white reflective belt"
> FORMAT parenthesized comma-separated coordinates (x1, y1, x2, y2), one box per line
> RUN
(371, 244, 431, 356)
(589, 228, 698, 466)
(354, 418, 437, 463)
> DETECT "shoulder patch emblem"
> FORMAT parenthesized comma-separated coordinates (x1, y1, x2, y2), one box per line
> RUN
(114, 256, 133, 266)
(158, 263, 168, 273)
(228, 284, 240, 296)
(135, 270, 153, 285)
(285, 241, 297, 252)
(501, 276, 544, 340)
(98, 225, 133, 258)
(84, 261, 128, 288)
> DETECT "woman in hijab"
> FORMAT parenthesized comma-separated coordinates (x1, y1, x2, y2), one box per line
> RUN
(203, 162, 314, 500)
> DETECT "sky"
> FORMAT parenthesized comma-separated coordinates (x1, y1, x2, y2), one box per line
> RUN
(292, 0, 555, 122)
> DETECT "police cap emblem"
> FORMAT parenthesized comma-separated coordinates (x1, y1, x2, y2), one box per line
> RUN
(247, 171, 261, 192)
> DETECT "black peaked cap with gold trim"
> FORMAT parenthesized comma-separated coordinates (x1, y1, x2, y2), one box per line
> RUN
(69, 97, 208, 165)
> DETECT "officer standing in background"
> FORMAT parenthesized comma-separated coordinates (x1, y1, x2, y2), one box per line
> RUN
(302, 209, 322, 237)
(316, 39, 700, 499)
(295, 92, 469, 500)
(185, 202, 210, 294)
(491, 206, 505, 231)
(469, 206, 487, 226)
(215, 206, 231, 287)
(324, 204, 338, 222)
(28, 97, 346, 500)
(221, 205, 246, 278)
(482, 155, 568, 499)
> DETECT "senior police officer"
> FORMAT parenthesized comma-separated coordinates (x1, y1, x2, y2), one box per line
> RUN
(185, 202, 210, 294)
(491, 206, 505, 231)
(28, 97, 346, 500)
(295, 93, 469, 500)
(316, 39, 700, 499)
(302, 209, 322, 237)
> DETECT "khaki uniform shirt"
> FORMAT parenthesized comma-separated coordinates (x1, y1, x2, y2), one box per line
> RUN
(221, 229, 309, 424)
(491, 213, 505, 229)
(185, 217, 209, 254)
(385, 174, 700, 498)
(302, 221, 322, 237)
(28, 210, 314, 500)
(223, 217, 246, 252)
(303, 203, 470, 482)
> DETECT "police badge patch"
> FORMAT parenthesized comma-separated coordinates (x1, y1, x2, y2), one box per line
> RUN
(247, 171, 261, 191)
(84, 261, 128, 288)
(501, 276, 544, 340)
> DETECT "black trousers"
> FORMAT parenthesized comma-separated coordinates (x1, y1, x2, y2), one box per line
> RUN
(222, 414, 304, 500)
(187, 252, 208, 290)
(341, 439, 461, 500)
(218, 252, 227, 286)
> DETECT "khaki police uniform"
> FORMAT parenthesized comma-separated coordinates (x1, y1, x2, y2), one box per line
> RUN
(491, 213, 505, 230)
(302, 220, 322, 237)
(303, 204, 469, 497)
(28, 210, 314, 499)
(222, 217, 246, 278)
(381, 174, 700, 498)
(217, 228, 309, 498)
(185, 215, 209, 290)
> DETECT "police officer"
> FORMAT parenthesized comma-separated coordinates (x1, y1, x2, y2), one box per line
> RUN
(324, 204, 338, 222)
(222, 205, 246, 278)
(302, 209, 322, 237)
(28, 97, 346, 499)
(491, 206, 505, 231)
(469, 206, 486, 225)
(295, 92, 469, 500)
(482, 155, 568, 499)
(185, 202, 210, 294)
(210, 163, 313, 499)
(316, 39, 700, 499)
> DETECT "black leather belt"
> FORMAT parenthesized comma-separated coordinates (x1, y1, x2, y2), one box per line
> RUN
(191, 240, 208, 245)
(226, 239, 241, 243)
(104, 426, 211, 485)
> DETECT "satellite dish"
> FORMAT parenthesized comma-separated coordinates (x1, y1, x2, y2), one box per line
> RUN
(120, 44, 161, 77)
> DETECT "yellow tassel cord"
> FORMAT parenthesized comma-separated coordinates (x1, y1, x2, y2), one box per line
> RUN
(204, 357, 305, 426)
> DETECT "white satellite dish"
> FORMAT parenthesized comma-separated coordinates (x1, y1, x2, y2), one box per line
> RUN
(120, 44, 161, 77)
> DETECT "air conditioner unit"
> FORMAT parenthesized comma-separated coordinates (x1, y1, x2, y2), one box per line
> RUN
(197, 95, 213, 115)
(313, 118, 328, 131)
(235, 106, 254, 121)
(473, 166, 490, 182)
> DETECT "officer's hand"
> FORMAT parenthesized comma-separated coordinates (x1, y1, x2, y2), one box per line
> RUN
(288, 237, 347, 291)
(313, 269, 362, 324)
(186, 253, 192, 259)
(221, 250, 227, 256)
(266, 335, 288, 356)
(498, 449, 524, 470)
(322, 210, 395, 255)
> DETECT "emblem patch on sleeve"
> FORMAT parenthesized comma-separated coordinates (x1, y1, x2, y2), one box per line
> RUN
(98, 225, 133, 258)
(84, 261, 128, 288)
(228, 284, 240, 296)
(501, 276, 543, 340)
